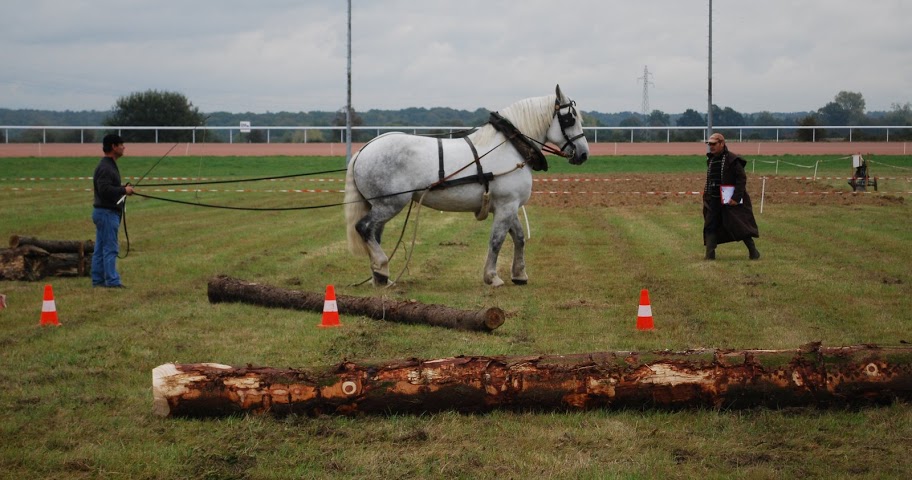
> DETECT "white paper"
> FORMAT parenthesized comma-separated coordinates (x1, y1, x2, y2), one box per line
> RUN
(720, 185, 743, 205)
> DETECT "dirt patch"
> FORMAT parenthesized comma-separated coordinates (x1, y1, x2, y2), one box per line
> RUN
(528, 174, 906, 208)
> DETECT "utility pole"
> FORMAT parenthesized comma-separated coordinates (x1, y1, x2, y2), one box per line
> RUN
(707, 0, 713, 140)
(345, 0, 352, 165)
(638, 65, 654, 119)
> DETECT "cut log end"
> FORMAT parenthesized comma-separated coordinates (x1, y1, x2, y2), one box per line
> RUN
(483, 308, 505, 330)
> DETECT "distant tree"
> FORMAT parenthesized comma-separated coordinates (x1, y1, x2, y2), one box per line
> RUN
(676, 109, 705, 127)
(834, 91, 866, 125)
(579, 112, 601, 142)
(750, 111, 780, 126)
(885, 102, 912, 125)
(245, 129, 267, 143)
(647, 110, 669, 126)
(333, 106, 367, 141)
(611, 115, 641, 142)
(746, 111, 781, 140)
(711, 105, 745, 126)
(104, 90, 204, 142)
(674, 108, 705, 141)
(796, 114, 820, 142)
(817, 102, 849, 126)
(619, 116, 642, 127)
(884, 102, 912, 140)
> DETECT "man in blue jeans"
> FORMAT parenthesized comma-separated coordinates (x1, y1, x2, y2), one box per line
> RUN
(92, 134, 135, 288)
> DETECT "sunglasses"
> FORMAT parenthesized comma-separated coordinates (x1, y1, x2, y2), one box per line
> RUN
(706, 142, 719, 146)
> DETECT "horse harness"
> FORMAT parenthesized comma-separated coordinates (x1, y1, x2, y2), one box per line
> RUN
(432, 136, 495, 219)
(429, 96, 583, 220)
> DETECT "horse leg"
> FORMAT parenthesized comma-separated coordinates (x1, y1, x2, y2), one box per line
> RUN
(483, 211, 514, 287)
(355, 211, 393, 286)
(508, 214, 528, 285)
(354, 192, 414, 286)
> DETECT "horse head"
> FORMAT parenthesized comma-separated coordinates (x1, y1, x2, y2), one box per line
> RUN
(547, 84, 589, 165)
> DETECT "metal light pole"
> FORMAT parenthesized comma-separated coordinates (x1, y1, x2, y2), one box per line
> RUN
(345, 0, 352, 165)
(707, 0, 713, 140)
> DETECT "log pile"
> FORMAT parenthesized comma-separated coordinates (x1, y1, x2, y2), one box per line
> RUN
(152, 344, 912, 418)
(0, 235, 94, 281)
(207, 275, 505, 332)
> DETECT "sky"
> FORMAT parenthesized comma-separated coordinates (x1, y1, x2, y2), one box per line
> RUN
(1, 0, 910, 115)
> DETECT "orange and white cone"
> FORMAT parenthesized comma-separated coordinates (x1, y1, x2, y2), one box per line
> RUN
(636, 289, 654, 331)
(319, 285, 341, 328)
(40, 284, 61, 326)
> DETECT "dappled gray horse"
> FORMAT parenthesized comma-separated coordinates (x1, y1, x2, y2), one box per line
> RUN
(344, 85, 589, 286)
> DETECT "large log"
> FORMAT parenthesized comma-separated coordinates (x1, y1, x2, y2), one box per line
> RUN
(152, 344, 912, 418)
(207, 275, 505, 332)
(0, 245, 91, 280)
(9, 235, 93, 254)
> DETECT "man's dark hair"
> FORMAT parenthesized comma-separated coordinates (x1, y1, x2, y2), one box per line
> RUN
(102, 134, 124, 153)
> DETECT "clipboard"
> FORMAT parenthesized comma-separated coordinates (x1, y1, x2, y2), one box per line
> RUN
(720, 185, 743, 205)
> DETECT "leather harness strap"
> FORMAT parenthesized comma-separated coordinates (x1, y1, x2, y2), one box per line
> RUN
(432, 136, 494, 191)
(463, 136, 489, 192)
(489, 111, 549, 171)
(437, 138, 445, 181)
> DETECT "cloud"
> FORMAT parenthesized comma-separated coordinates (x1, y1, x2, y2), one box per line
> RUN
(1, 0, 909, 114)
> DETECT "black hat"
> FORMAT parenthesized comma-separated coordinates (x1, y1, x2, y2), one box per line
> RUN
(102, 134, 124, 153)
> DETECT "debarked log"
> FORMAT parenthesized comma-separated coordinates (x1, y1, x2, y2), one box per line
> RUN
(207, 275, 505, 332)
(152, 344, 912, 418)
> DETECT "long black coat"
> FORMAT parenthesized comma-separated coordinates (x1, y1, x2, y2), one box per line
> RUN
(702, 149, 759, 244)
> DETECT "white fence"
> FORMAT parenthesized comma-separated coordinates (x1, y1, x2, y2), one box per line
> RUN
(3, 124, 912, 144)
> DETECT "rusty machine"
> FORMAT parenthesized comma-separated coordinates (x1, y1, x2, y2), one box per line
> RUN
(848, 154, 877, 192)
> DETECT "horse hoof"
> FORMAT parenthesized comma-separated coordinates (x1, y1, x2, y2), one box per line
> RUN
(372, 272, 390, 286)
(511, 278, 528, 285)
(486, 276, 505, 287)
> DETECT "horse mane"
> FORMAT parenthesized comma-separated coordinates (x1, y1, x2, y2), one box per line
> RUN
(471, 94, 556, 146)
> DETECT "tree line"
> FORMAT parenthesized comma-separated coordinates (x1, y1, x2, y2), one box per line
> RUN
(2, 89, 910, 144)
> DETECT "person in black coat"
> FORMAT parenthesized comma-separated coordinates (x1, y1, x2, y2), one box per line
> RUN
(702, 133, 760, 260)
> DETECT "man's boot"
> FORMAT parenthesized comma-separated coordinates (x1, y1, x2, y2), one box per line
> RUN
(704, 233, 717, 260)
(744, 237, 761, 260)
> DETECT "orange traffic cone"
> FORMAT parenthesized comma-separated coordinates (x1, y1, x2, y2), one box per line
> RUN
(40, 284, 61, 326)
(319, 285, 341, 328)
(636, 289, 654, 331)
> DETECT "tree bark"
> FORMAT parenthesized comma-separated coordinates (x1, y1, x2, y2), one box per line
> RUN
(152, 344, 912, 418)
(9, 235, 93, 254)
(0, 245, 91, 280)
(207, 275, 505, 332)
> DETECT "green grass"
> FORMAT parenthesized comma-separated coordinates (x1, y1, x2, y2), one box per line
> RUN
(1, 155, 911, 479)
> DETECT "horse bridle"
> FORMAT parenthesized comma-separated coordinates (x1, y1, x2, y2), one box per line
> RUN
(551, 97, 585, 158)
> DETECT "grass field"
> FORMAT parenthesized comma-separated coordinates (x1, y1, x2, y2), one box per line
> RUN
(1, 154, 911, 479)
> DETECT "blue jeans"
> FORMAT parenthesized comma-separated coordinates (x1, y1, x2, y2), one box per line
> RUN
(91, 208, 122, 287)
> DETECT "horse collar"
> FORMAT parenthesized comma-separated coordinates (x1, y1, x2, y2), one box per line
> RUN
(488, 111, 549, 171)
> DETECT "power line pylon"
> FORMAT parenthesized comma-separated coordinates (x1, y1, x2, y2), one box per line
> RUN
(638, 65, 654, 118)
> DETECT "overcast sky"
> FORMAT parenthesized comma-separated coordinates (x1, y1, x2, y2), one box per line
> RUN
(2, 0, 910, 115)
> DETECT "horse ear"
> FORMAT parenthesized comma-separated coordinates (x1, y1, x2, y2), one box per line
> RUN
(555, 84, 563, 100)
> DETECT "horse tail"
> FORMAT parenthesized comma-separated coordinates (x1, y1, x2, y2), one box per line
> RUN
(344, 152, 370, 257)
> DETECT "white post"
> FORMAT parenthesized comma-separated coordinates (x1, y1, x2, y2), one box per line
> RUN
(760, 177, 766, 214)
(813, 161, 819, 181)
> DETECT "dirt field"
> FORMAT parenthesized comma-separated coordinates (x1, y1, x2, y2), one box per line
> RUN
(528, 173, 908, 208)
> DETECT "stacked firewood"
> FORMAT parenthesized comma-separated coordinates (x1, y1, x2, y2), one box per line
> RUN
(0, 235, 93, 281)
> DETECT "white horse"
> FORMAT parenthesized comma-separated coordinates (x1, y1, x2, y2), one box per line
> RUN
(344, 84, 589, 286)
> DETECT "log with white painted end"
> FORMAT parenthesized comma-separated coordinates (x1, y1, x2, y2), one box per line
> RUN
(152, 344, 912, 418)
